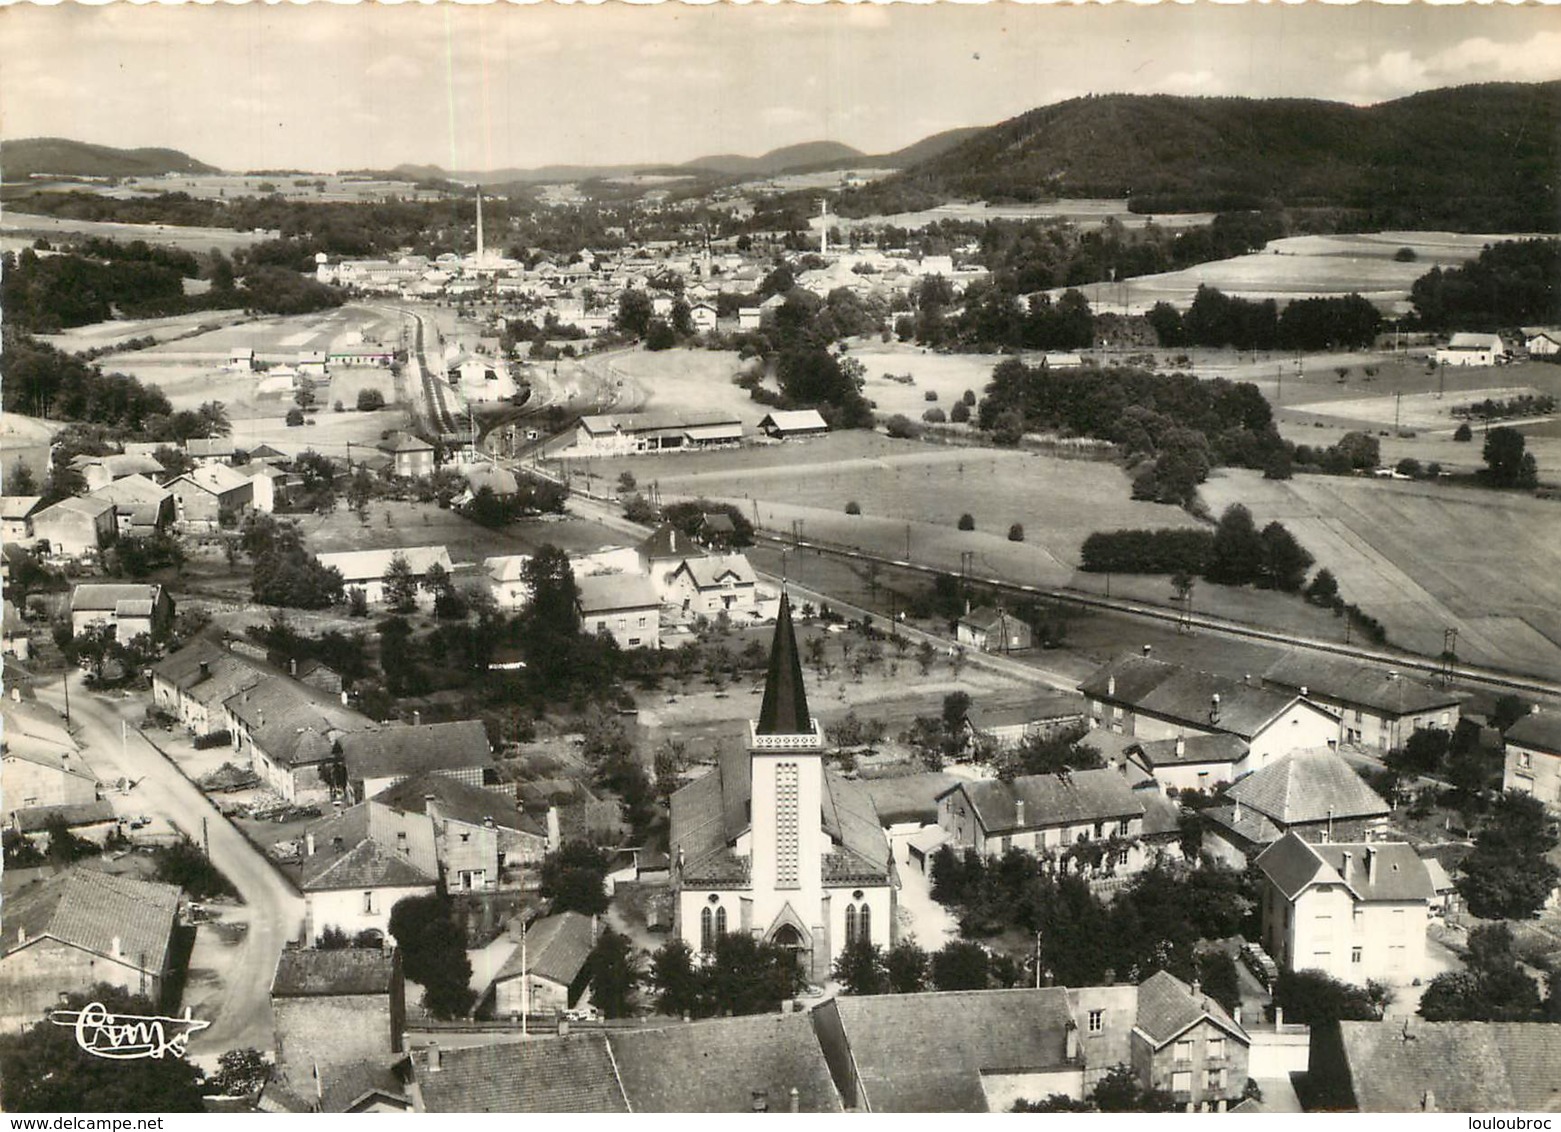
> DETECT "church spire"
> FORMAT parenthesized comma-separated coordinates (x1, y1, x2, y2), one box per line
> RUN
(756, 592, 811, 736)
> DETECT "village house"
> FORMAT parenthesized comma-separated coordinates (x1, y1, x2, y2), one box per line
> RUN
(482, 554, 531, 610)
(666, 552, 759, 617)
(576, 573, 662, 650)
(1502, 708, 1561, 811)
(1435, 332, 1507, 367)
(270, 948, 405, 1080)
(184, 437, 238, 466)
(1201, 747, 1392, 867)
(32, 495, 117, 558)
(958, 694, 1087, 751)
(0, 869, 182, 1034)
(338, 718, 494, 803)
(636, 522, 706, 600)
(0, 495, 43, 544)
(1314, 1020, 1561, 1112)
(1125, 733, 1248, 795)
(573, 410, 745, 455)
(689, 302, 719, 333)
(1079, 653, 1339, 772)
(297, 806, 438, 943)
(1256, 832, 1435, 984)
(369, 773, 547, 891)
(490, 911, 596, 1017)
(956, 606, 1033, 654)
(2, 730, 97, 819)
(77, 452, 165, 493)
(89, 474, 175, 538)
(1262, 654, 1461, 752)
(68, 582, 174, 641)
(151, 637, 266, 736)
(1522, 327, 1561, 357)
(669, 597, 895, 984)
(936, 768, 1151, 875)
(167, 464, 253, 530)
(10, 800, 119, 851)
(316, 546, 454, 609)
(378, 433, 435, 479)
(2, 600, 31, 661)
(224, 680, 371, 803)
(235, 461, 287, 513)
(758, 409, 830, 439)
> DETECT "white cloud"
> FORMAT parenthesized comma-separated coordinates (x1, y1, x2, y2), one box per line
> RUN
(1343, 31, 1561, 102)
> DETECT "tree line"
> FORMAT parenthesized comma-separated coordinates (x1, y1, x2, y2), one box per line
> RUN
(1148, 287, 1382, 352)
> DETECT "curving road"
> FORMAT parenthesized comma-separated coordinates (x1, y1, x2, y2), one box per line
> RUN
(37, 674, 304, 1055)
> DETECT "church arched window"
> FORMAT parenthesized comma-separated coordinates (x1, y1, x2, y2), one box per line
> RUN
(715, 905, 727, 938)
(858, 903, 871, 947)
(700, 906, 714, 953)
(844, 904, 858, 947)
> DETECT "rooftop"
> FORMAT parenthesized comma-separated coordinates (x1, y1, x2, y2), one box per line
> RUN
(371, 774, 542, 836)
(492, 911, 594, 988)
(1262, 652, 1459, 716)
(1133, 969, 1248, 1049)
(1506, 710, 1561, 756)
(1080, 654, 1305, 740)
(272, 947, 398, 997)
(1226, 747, 1389, 826)
(938, 768, 1144, 834)
(1339, 1020, 1561, 1112)
(414, 1036, 629, 1113)
(1256, 831, 1434, 903)
(315, 545, 453, 583)
(575, 572, 661, 614)
(2, 867, 181, 974)
(340, 720, 493, 783)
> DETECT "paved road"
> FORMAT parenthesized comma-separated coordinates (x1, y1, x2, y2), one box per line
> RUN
(38, 674, 304, 1055)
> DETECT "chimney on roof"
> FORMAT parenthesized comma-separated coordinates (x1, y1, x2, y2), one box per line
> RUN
(1244, 674, 1252, 686)
(1232, 802, 1242, 824)
(1107, 675, 1116, 698)
(289, 658, 298, 677)
(413, 710, 421, 727)
(789, 1087, 800, 1114)
(111, 935, 122, 959)
(1015, 797, 1026, 827)
(198, 660, 210, 679)
(1233, 1004, 1242, 1025)
(1191, 978, 1201, 997)
(1341, 851, 1353, 883)
(1210, 694, 1221, 724)
(1142, 645, 1152, 657)
(1175, 735, 1186, 757)
(305, 832, 315, 857)
(1532, 704, 1542, 715)
(1366, 845, 1378, 885)
(1422, 1090, 1436, 1113)
(1300, 686, 1309, 698)
(752, 1090, 769, 1113)
(341, 690, 350, 706)
(427, 1042, 441, 1073)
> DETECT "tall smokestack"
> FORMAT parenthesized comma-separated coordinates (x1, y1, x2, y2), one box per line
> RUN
(476, 188, 484, 263)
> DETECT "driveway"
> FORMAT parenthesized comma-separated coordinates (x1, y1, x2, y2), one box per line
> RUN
(888, 829, 960, 950)
(38, 673, 305, 1055)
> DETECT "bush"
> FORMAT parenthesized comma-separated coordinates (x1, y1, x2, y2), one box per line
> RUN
(884, 414, 921, 439)
(962, 389, 977, 406)
(922, 407, 947, 423)
(924, 389, 938, 401)
(192, 730, 232, 750)
(154, 838, 239, 901)
(845, 500, 861, 515)
(1394, 247, 1418, 262)
(957, 513, 975, 531)
(285, 408, 304, 427)
(1008, 523, 1025, 542)
(1454, 422, 1474, 442)
(356, 389, 386, 411)
(950, 401, 971, 423)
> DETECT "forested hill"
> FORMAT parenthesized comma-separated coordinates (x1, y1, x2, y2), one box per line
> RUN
(839, 81, 1560, 231)
(0, 138, 220, 181)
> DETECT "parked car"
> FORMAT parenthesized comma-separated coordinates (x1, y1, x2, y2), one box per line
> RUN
(1241, 942, 1279, 989)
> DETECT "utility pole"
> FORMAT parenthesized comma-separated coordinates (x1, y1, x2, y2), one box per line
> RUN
(60, 668, 71, 728)
(904, 524, 912, 561)
(1394, 391, 1402, 433)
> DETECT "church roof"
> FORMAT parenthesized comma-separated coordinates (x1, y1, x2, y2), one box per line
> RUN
(757, 593, 810, 736)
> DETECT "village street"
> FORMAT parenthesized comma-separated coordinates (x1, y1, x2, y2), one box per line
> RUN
(37, 672, 305, 1056)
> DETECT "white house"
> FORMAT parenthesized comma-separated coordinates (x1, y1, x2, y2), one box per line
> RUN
(577, 574, 662, 650)
(484, 554, 532, 611)
(689, 303, 719, 333)
(666, 553, 759, 617)
(1435, 332, 1507, 368)
(298, 805, 437, 943)
(316, 546, 454, 608)
(1503, 709, 1561, 813)
(1522, 327, 1561, 357)
(758, 409, 829, 439)
(1256, 832, 1433, 985)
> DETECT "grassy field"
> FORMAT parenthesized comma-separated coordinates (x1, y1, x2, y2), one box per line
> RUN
(848, 345, 1004, 419)
(834, 198, 1215, 233)
(1060, 231, 1541, 316)
(573, 347, 767, 432)
(0, 211, 266, 256)
(1199, 468, 1561, 678)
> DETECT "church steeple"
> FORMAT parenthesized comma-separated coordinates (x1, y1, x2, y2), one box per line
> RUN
(756, 592, 811, 736)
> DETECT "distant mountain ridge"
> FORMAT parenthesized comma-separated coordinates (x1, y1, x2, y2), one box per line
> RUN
(1, 137, 219, 180)
(853, 82, 1560, 229)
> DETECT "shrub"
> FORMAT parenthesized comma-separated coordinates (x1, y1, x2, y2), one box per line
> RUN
(1008, 523, 1025, 542)
(1454, 422, 1473, 442)
(950, 401, 971, 423)
(884, 414, 921, 439)
(922, 407, 947, 423)
(356, 389, 386, 411)
(1394, 247, 1418, 262)
(154, 838, 239, 901)
(957, 513, 975, 531)
(924, 389, 939, 402)
(285, 408, 304, 427)
(845, 501, 861, 515)
(962, 389, 977, 406)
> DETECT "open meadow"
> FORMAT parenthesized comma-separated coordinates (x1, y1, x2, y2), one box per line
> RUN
(0, 210, 268, 256)
(1199, 468, 1561, 678)
(576, 346, 767, 430)
(829, 198, 1216, 233)
(1056, 231, 1544, 316)
(849, 344, 1004, 419)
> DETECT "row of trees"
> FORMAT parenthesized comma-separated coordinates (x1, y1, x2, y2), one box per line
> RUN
(1148, 287, 1382, 352)
(1409, 238, 1559, 331)
(1082, 506, 1315, 593)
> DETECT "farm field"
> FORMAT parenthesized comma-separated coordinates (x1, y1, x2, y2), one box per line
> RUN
(829, 198, 1216, 233)
(635, 442, 1204, 586)
(1055, 231, 1544, 316)
(1198, 468, 1561, 678)
(0, 412, 59, 486)
(849, 344, 1005, 419)
(0, 210, 267, 256)
(574, 347, 767, 431)
(35, 309, 252, 353)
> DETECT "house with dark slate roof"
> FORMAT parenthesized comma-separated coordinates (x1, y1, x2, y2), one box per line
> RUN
(224, 679, 373, 803)
(1313, 1019, 1561, 1112)
(956, 605, 1033, 654)
(271, 948, 405, 1081)
(369, 774, 547, 891)
(69, 582, 175, 642)
(936, 768, 1155, 876)
(1125, 732, 1248, 794)
(1262, 652, 1461, 752)
(339, 719, 494, 803)
(489, 911, 596, 1017)
(1503, 708, 1561, 813)
(670, 594, 896, 984)
(1079, 653, 1338, 772)
(0, 868, 182, 1032)
(1202, 747, 1391, 867)
(151, 637, 266, 736)
(1256, 831, 1434, 984)
(296, 805, 438, 942)
(412, 1034, 630, 1112)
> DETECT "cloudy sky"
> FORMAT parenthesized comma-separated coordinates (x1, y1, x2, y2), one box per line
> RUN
(2, 2, 1558, 174)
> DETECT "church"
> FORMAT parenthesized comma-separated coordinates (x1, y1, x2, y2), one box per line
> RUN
(670, 595, 897, 984)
